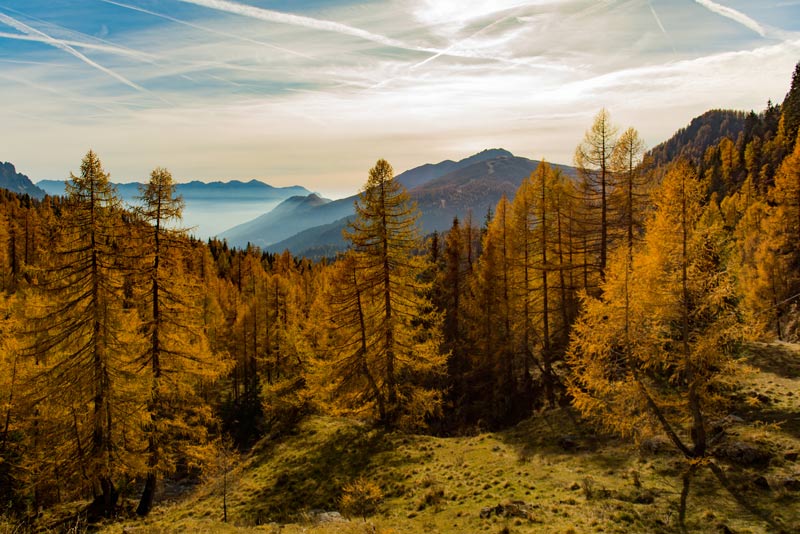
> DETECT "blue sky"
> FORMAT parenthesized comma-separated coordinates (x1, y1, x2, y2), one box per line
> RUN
(1, 0, 799, 197)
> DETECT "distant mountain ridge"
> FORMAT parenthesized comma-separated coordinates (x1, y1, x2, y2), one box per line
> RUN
(218, 151, 516, 248)
(0, 162, 46, 199)
(36, 178, 310, 203)
(222, 150, 577, 256)
(395, 148, 514, 190)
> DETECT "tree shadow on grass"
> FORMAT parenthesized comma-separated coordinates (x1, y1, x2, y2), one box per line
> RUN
(230, 419, 410, 525)
(497, 407, 634, 473)
(744, 342, 800, 379)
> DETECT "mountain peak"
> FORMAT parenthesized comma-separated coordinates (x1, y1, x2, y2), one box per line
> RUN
(395, 148, 516, 191)
(468, 148, 513, 160)
(1, 161, 46, 199)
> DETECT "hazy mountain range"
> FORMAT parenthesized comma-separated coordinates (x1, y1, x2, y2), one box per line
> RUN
(35, 178, 311, 238)
(221, 149, 577, 257)
(0, 109, 751, 253)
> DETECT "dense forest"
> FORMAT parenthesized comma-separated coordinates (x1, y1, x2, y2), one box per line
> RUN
(1, 63, 800, 533)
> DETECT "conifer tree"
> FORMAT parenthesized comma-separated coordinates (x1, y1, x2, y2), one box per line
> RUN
(327, 159, 444, 427)
(23, 150, 143, 516)
(575, 109, 618, 282)
(567, 160, 764, 529)
(134, 167, 220, 516)
(463, 196, 517, 424)
(510, 162, 578, 409)
(780, 61, 800, 147)
(611, 127, 649, 254)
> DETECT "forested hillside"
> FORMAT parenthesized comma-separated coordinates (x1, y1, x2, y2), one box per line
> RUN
(1, 63, 800, 534)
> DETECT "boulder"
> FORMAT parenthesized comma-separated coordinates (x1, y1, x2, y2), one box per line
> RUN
(714, 441, 772, 467)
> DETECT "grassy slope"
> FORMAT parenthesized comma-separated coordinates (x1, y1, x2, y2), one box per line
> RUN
(100, 343, 800, 534)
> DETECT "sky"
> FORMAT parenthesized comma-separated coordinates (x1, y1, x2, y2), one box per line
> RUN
(1, 0, 800, 199)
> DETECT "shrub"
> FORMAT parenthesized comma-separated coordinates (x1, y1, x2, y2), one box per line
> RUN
(340, 477, 383, 520)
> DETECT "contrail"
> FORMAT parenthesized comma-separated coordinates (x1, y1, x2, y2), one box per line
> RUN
(0, 12, 147, 92)
(178, 0, 552, 67)
(0, 30, 156, 61)
(693, 0, 766, 37)
(177, 0, 425, 51)
(99, 0, 313, 60)
(409, 16, 509, 71)
(647, 0, 676, 53)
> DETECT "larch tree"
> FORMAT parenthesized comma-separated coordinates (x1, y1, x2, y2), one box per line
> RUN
(567, 160, 772, 530)
(133, 167, 221, 516)
(463, 196, 518, 425)
(328, 159, 444, 428)
(23, 150, 143, 516)
(510, 162, 578, 409)
(436, 218, 471, 421)
(610, 127, 649, 255)
(754, 136, 800, 339)
(575, 108, 618, 283)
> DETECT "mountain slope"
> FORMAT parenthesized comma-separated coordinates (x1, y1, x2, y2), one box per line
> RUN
(105, 341, 800, 533)
(0, 162, 46, 199)
(221, 149, 518, 249)
(395, 148, 513, 190)
(264, 153, 576, 257)
(35, 178, 312, 239)
(221, 193, 333, 248)
(647, 109, 749, 167)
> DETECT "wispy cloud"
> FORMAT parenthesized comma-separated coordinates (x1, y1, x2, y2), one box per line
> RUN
(2, 0, 799, 199)
(177, 0, 428, 53)
(99, 0, 313, 60)
(694, 0, 766, 37)
(0, 30, 155, 61)
(0, 12, 147, 92)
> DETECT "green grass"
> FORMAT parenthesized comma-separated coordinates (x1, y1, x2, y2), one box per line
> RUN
(95, 343, 800, 534)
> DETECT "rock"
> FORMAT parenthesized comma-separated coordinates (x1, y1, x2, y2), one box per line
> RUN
(308, 510, 345, 523)
(317, 511, 345, 523)
(752, 475, 771, 490)
(783, 477, 800, 491)
(639, 435, 673, 456)
(715, 441, 773, 467)
(479, 501, 533, 519)
(569, 482, 581, 491)
(709, 415, 745, 435)
(557, 435, 579, 451)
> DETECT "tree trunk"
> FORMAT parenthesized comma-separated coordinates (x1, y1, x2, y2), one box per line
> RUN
(136, 473, 157, 516)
